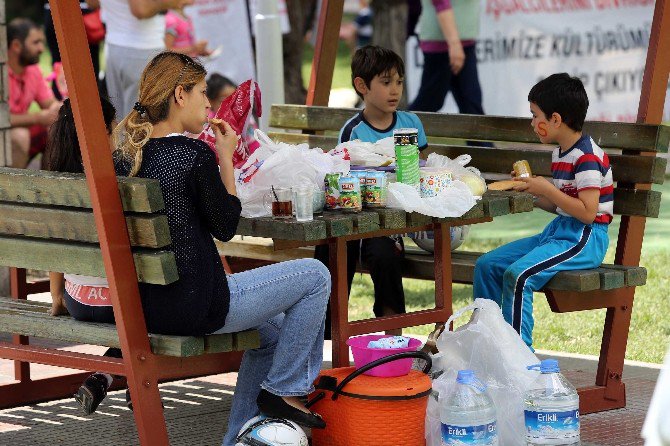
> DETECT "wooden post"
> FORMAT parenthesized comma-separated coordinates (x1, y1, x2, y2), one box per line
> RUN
(306, 0, 345, 106)
(48, 1, 169, 444)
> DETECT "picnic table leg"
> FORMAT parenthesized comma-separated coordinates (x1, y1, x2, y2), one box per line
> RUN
(433, 223, 454, 324)
(328, 237, 350, 368)
(10, 268, 30, 383)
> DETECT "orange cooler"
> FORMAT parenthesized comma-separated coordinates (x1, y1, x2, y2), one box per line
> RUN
(309, 351, 432, 446)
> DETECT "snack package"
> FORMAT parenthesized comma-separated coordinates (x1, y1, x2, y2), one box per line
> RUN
(198, 79, 262, 168)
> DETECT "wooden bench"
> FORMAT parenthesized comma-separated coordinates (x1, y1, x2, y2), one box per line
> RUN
(221, 104, 668, 414)
(0, 168, 260, 408)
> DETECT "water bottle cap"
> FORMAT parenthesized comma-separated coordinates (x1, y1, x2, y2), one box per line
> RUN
(527, 359, 560, 373)
(540, 359, 560, 373)
(456, 369, 475, 383)
(456, 370, 486, 392)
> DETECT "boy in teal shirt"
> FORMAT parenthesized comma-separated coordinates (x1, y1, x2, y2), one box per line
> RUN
(316, 45, 428, 336)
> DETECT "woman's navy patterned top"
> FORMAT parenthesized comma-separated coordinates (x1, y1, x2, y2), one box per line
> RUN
(116, 135, 241, 335)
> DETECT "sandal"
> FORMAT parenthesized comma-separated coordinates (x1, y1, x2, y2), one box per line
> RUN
(256, 389, 326, 429)
(74, 373, 109, 415)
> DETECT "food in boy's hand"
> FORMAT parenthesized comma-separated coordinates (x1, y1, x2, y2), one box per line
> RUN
(209, 118, 223, 125)
(513, 160, 532, 178)
(488, 180, 518, 191)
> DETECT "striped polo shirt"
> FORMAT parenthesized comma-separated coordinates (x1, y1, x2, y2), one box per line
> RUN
(551, 134, 614, 224)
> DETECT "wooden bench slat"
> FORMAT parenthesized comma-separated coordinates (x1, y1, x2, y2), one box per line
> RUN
(613, 189, 662, 218)
(0, 203, 171, 248)
(269, 105, 669, 152)
(0, 168, 165, 212)
(267, 133, 667, 185)
(600, 264, 647, 287)
(0, 236, 178, 285)
(233, 330, 262, 350)
(0, 297, 259, 356)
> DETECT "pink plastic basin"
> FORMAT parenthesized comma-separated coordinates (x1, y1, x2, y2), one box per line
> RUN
(346, 335, 422, 377)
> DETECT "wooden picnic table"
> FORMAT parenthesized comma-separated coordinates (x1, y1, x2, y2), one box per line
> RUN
(227, 190, 535, 367)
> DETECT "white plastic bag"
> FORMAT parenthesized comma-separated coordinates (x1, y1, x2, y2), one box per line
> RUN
(236, 130, 350, 217)
(386, 181, 476, 218)
(335, 137, 394, 167)
(426, 153, 487, 197)
(425, 299, 540, 446)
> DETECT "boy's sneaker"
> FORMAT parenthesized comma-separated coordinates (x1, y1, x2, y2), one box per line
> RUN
(74, 373, 109, 415)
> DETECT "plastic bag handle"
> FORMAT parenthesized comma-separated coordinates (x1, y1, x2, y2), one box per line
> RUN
(330, 351, 432, 400)
(444, 300, 486, 329)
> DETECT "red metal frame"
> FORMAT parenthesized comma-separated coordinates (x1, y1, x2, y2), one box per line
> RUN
(328, 222, 455, 367)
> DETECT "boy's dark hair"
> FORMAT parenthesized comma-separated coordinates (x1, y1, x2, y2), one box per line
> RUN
(528, 73, 589, 132)
(43, 95, 117, 173)
(206, 73, 237, 100)
(7, 18, 39, 47)
(351, 45, 405, 99)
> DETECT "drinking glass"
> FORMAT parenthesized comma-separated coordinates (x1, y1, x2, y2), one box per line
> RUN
(263, 187, 293, 219)
(293, 186, 314, 222)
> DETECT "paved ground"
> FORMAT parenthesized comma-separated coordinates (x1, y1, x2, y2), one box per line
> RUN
(0, 338, 660, 446)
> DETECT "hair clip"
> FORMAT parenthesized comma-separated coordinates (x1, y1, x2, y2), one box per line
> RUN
(133, 102, 147, 116)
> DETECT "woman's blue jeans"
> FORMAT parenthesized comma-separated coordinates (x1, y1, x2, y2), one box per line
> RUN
(213, 258, 331, 446)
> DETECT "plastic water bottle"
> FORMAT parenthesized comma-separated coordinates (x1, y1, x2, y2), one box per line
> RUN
(440, 369, 498, 445)
(524, 359, 580, 445)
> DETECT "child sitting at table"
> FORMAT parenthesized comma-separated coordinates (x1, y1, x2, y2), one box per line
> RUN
(315, 45, 428, 336)
(474, 73, 613, 349)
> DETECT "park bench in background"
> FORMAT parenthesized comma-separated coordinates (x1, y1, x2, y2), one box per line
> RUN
(219, 104, 668, 415)
(0, 168, 259, 409)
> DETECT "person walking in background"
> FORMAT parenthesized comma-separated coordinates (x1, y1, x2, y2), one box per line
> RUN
(100, 0, 183, 117)
(43, 0, 105, 100)
(7, 18, 61, 169)
(164, 0, 212, 57)
(410, 0, 490, 146)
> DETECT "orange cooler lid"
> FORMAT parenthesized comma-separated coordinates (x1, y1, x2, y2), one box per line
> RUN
(318, 367, 432, 399)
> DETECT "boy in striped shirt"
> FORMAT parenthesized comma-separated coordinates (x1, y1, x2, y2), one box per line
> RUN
(474, 73, 612, 348)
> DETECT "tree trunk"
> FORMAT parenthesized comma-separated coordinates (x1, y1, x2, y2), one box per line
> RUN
(283, 0, 317, 104)
(371, 0, 409, 106)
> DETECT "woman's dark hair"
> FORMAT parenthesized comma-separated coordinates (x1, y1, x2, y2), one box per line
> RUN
(528, 73, 589, 132)
(206, 73, 237, 100)
(351, 45, 405, 99)
(43, 96, 117, 173)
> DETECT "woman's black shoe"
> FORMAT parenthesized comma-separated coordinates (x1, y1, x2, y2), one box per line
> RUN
(256, 389, 326, 429)
(74, 373, 109, 415)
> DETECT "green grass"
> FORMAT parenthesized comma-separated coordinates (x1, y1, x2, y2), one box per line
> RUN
(350, 180, 670, 364)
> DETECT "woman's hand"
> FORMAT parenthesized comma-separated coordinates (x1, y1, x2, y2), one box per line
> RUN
(210, 118, 239, 163)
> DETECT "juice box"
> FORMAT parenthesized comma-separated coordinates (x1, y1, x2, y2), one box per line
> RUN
(324, 173, 342, 210)
(338, 175, 362, 212)
(363, 170, 388, 207)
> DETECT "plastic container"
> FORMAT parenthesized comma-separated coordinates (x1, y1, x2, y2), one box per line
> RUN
(346, 334, 422, 377)
(440, 369, 499, 445)
(524, 359, 580, 446)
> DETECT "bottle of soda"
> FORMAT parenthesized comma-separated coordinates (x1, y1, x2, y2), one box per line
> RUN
(440, 370, 498, 445)
(525, 359, 580, 446)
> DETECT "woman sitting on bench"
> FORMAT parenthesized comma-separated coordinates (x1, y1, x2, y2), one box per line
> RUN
(111, 52, 330, 444)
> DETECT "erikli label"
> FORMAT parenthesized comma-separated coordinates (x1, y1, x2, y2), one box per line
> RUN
(441, 421, 498, 445)
(524, 409, 580, 440)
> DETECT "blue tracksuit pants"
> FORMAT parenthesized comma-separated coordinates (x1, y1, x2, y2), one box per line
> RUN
(473, 216, 609, 348)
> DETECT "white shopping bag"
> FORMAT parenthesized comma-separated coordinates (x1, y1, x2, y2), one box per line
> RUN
(425, 299, 540, 446)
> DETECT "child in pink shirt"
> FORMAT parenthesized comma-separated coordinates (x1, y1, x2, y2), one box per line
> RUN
(165, 1, 211, 57)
